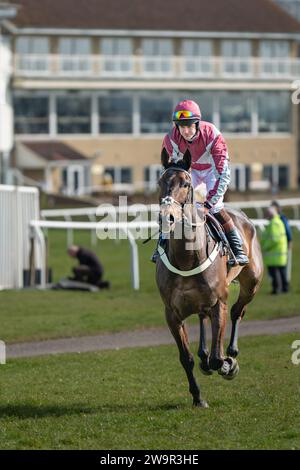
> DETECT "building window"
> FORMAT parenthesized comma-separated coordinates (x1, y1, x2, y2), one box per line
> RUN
(99, 96, 133, 133)
(104, 167, 132, 184)
(220, 92, 252, 133)
(140, 95, 172, 133)
(263, 165, 289, 189)
(257, 92, 291, 133)
(259, 40, 291, 75)
(178, 92, 213, 123)
(58, 38, 91, 73)
(144, 165, 162, 192)
(181, 40, 213, 76)
(101, 38, 133, 74)
(14, 96, 49, 134)
(230, 164, 251, 191)
(141, 39, 173, 74)
(259, 40, 290, 57)
(57, 96, 91, 134)
(15, 36, 49, 72)
(221, 40, 252, 75)
(278, 165, 290, 189)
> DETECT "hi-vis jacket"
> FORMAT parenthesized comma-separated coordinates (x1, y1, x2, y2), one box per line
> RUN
(261, 215, 288, 267)
(162, 121, 231, 206)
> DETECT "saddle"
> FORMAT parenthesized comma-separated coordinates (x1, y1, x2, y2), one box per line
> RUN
(205, 213, 236, 266)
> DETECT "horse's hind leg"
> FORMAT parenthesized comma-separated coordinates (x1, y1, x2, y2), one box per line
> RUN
(227, 263, 263, 358)
(165, 308, 208, 408)
(198, 315, 213, 375)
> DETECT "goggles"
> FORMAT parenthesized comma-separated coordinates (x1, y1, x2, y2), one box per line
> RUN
(173, 110, 194, 120)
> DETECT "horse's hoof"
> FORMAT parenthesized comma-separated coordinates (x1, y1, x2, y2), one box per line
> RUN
(193, 399, 209, 409)
(226, 345, 239, 358)
(209, 357, 224, 371)
(218, 358, 239, 380)
(199, 363, 214, 376)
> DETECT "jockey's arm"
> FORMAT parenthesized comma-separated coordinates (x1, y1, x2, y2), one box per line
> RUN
(205, 133, 231, 208)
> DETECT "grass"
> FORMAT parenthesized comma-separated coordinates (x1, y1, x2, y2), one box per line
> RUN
(0, 229, 299, 344)
(0, 333, 299, 450)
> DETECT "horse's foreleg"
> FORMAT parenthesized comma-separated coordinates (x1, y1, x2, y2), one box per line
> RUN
(209, 300, 227, 371)
(165, 309, 208, 408)
(198, 315, 213, 375)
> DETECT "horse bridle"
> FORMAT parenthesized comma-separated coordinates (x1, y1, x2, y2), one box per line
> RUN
(159, 167, 202, 229)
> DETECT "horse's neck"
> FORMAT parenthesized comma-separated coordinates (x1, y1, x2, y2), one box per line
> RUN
(168, 221, 207, 270)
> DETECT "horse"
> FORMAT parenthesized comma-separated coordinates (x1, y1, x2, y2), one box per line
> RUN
(155, 148, 264, 408)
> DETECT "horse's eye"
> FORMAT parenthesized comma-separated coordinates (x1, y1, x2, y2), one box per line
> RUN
(182, 182, 190, 188)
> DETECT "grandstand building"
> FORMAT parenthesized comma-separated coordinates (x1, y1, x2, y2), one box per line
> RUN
(1, 0, 300, 195)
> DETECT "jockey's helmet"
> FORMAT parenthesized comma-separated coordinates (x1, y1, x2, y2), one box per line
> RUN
(172, 100, 202, 126)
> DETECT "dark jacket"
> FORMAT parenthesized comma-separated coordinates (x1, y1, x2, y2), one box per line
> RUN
(280, 214, 292, 244)
(77, 247, 103, 275)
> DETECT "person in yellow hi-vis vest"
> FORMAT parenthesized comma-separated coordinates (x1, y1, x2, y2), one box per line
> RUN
(261, 206, 289, 295)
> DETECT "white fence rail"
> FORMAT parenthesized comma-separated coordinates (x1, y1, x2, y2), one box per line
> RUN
(41, 198, 300, 220)
(30, 218, 300, 291)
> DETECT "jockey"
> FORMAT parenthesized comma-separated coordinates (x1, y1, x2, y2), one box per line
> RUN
(152, 99, 249, 266)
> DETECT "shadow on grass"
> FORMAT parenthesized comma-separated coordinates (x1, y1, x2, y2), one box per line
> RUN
(0, 403, 95, 419)
(0, 401, 187, 419)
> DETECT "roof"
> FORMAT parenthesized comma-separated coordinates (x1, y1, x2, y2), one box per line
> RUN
(5, 0, 300, 33)
(22, 141, 88, 162)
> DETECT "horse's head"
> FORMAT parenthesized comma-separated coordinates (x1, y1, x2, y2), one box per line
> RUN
(158, 148, 193, 234)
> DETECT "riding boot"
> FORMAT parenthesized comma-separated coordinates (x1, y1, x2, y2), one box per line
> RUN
(151, 233, 167, 263)
(226, 228, 249, 266)
(213, 208, 249, 266)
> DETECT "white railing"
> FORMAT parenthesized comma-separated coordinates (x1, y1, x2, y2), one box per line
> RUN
(14, 54, 300, 79)
(41, 198, 300, 220)
(30, 217, 300, 291)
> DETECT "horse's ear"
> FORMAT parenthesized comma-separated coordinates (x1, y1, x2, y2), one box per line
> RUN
(181, 149, 192, 171)
(161, 147, 171, 169)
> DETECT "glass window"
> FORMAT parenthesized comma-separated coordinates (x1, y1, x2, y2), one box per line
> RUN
(99, 96, 133, 133)
(177, 92, 213, 122)
(278, 165, 289, 189)
(104, 167, 115, 183)
(58, 38, 91, 55)
(140, 95, 172, 133)
(57, 96, 91, 134)
(259, 40, 290, 57)
(14, 96, 49, 134)
(58, 38, 91, 72)
(142, 39, 173, 56)
(15, 37, 49, 72)
(16, 36, 49, 54)
(101, 38, 132, 55)
(220, 92, 252, 133)
(257, 92, 291, 133)
(221, 40, 252, 75)
(141, 39, 173, 74)
(259, 41, 291, 75)
(104, 167, 132, 183)
(101, 38, 133, 74)
(182, 40, 212, 57)
(120, 168, 132, 184)
(181, 40, 213, 75)
(222, 41, 251, 57)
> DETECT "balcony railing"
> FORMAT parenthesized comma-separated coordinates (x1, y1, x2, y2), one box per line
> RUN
(13, 54, 300, 80)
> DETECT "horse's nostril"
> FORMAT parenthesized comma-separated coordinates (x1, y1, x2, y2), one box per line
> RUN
(169, 214, 175, 224)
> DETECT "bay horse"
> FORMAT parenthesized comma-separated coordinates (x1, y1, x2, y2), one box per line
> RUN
(156, 148, 264, 408)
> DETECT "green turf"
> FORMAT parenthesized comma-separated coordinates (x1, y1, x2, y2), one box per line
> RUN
(0, 333, 299, 450)
(0, 229, 299, 343)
